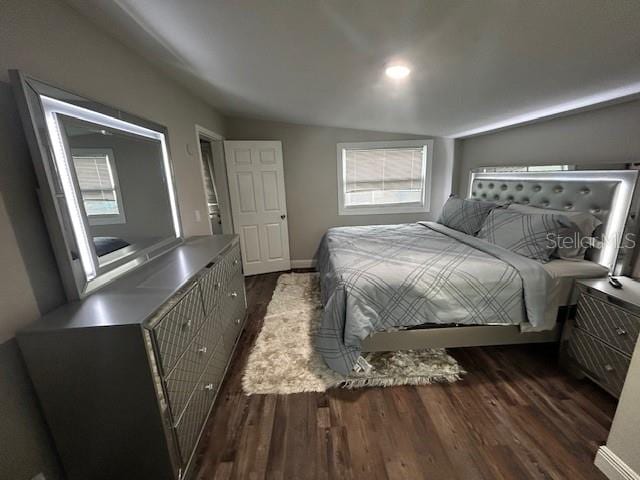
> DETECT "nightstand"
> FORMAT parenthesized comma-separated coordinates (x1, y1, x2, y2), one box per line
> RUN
(561, 277, 640, 398)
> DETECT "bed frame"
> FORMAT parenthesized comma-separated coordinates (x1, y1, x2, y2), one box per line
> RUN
(362, 324, 563, 352)
(361, 170, 639, 352)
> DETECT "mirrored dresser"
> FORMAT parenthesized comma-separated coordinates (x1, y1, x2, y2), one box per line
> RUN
(562, 277, 640, 398)
(18, 235, 246, 480)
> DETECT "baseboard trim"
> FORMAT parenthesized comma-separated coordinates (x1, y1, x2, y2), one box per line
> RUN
(290, 259, 316, 269)
(595, 446, 640, 480)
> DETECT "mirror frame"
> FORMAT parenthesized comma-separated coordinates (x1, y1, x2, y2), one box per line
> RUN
(11, 70, 183, 300)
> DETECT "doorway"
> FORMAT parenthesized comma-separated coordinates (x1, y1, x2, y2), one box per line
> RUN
(196, 125, 232, 236)
(199, 139, 223, 234)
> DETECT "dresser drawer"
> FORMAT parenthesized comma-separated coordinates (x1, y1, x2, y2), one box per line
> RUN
(164, 330, 211, 420)
(222, 277, 247, 353)
(222, 272, 246, 323)
(225, 270, 245, 307)
(152, 285, 206, 374)
(199, 260, 225, 315)
(199, 243, 241, 313)
(568, 328, 631, 397)
(221, 243, 242, 286)
(223, 304, 246, 355)
(199, 304, 226, 356)
(576, 292, 640, 356)
(174, 340, 229, 464)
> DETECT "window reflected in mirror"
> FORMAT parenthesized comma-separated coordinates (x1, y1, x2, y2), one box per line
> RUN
(71, 148, 124, 221)
(57, 114, 177, 267)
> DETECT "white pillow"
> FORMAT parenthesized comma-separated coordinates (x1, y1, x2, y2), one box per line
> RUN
(507, 204, 602, 236)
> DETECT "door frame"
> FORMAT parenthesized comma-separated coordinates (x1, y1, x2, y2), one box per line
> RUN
(194, 124, 233, 235)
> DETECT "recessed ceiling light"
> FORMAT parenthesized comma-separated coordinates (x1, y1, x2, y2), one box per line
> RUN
(385, 64, 411, 79)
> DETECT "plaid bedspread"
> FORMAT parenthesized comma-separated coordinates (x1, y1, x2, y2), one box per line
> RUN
(315, 222, 551, 374)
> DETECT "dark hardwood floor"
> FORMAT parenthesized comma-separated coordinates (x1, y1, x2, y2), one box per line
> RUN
(195, 272, 617, 480)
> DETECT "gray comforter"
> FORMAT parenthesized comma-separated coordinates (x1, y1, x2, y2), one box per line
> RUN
(315, 222, 551, 374)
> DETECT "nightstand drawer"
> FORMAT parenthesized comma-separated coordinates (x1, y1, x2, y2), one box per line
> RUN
(568, 328, 631, 398)
(576, 292, 640, 356)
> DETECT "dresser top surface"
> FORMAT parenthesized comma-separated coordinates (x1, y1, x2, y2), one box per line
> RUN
(20, 235, 238, 334)
(578, 277, 640, 309)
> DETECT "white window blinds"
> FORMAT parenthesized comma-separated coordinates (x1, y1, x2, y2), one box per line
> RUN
(74, 154, 114, 190)
(343, 147, 426, 207)
(72, 152, 121, 216)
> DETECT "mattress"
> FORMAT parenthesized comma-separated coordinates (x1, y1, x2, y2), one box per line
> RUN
(543, 259, 609, 306)
(315, 222, 551, 374)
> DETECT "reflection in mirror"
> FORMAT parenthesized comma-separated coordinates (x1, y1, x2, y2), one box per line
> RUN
(37, 95, 181, 289)
(59, 115, 175, 267)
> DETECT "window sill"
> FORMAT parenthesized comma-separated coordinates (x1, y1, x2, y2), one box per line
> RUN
(338, 204, 430, 216)
(88, 215, 127, 226)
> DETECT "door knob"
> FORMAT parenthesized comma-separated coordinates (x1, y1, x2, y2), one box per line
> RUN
(280, 214, 286, 220)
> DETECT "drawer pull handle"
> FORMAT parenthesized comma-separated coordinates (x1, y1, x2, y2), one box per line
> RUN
(215, 282, 221, 289)
(235, 318, 241, 325)
(233, 259, 239, 266)
(204, 383, 215, 391)
(604, 364, 614, 372)
(230, 291, 238, 298)
(615, 327, 627, 336)
(182, 320, 192, 331)
(197, 346, 207, 354)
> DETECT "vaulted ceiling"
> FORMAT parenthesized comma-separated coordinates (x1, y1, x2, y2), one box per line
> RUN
(67, 0, 640, 136)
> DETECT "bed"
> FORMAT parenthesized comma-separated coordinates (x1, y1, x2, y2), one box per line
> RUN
(315, 170, 638, 375)
(93, 236, 131, 257)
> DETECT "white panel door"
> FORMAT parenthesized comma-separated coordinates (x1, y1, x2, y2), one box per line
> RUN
(224, 141, 291, 275)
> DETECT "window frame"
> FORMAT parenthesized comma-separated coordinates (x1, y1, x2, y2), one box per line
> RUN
(336, 139, 433, 216)
(71, 148, 126, 226)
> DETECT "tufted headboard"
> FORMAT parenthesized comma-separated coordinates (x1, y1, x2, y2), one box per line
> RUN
(468, 170, 639, 270)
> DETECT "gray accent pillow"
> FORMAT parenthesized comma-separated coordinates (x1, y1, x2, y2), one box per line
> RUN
(437, 197, 498, 236)
(507, 203, 602, 236)
(507, 204, 600, 259)
(477, 209, 580, 263)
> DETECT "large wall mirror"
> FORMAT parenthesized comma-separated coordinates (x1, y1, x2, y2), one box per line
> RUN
(11, 71, 182, 300)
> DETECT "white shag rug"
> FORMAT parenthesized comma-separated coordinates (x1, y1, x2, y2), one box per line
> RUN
(242, 273, 465, 395)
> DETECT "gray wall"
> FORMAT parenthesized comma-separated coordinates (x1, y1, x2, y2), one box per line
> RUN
(0, 0, 225, 478)
(0, 193, 62, 480)
(225, 117, 454, 261)
(600, 338, 640, 476)
(455, 98, 640, 478)
(1, 0, 225, 240)
(455, 99, 640, 194)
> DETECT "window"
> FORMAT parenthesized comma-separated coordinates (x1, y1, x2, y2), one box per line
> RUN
(71, 148, 126, 225)
(337, 140, 432, 215)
